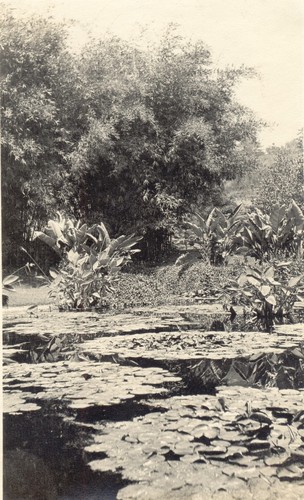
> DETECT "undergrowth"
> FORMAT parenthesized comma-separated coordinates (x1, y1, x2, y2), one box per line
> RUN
(111, 260, 242, 309)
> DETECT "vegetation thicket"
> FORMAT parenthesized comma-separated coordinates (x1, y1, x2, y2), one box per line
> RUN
(255, 135, 304, 213)
(1, 7, 303, 327)
(2, 12, 304, 500)
(1, 8, 262, 266)
(32, 212, 142, 310)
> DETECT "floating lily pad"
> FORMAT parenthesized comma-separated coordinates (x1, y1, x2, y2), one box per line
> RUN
(264, 453, 290, 466)
(3, 307, 304, 499)
(3, 361, 181, 415)
(84, 387, 304, 498)
(277, 464, 304, 480)
(81, 324, 304, 365)
(2, 304, 227, 344)
(3, 393, 41, 414)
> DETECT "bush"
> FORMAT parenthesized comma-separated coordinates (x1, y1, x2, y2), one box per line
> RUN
(111, 260, 241, 309)
(255, 137, 303, 213)
(223, 260, 304, 331)
(234, 200, 304, 261)
(32, 213, 142, 310)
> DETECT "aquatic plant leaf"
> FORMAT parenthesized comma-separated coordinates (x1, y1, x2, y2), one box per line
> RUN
(3, 362, 179, 414)
(266, 294, 276, 306)
(277, 464, 303, 480)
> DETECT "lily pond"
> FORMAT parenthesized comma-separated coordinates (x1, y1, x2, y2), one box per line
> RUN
(3, 304, 304, 499)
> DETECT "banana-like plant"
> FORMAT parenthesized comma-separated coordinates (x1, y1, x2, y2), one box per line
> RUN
(234, 200, 304, 261)
(31, 212, 92, 256)
(176, 204, 243, 268)
(224, 262, 304, 331)
(32, 213, 142, 310)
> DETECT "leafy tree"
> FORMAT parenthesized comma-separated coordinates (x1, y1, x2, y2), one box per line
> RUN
(255, 132, 304, 213)
(1, 13, 262, 265)
(1, 7, 83, 266)
(70, 26, 261, 259)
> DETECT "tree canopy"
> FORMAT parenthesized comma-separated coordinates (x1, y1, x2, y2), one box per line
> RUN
(1, 7, 84, 263)
(255, 133, 304, 213)
(1, 10, 263, 265)
(70, 27, 261, 236)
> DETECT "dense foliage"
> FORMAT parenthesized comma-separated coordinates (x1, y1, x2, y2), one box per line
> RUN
(235, 201, 304, 261)
(32, 212, 142, 310)
(224, 262, 304, 331)
(178, 199, 304, 268)
(0, 9, 84, 265)
(177, 204, 243, 266)
(255, 135, 304, 213)
(71, 29, 260, 237)
(1, 9, 262, 266)
(111, 260, 240, 309)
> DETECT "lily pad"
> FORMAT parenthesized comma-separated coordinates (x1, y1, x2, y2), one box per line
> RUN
(277, 464, 304, 480)
(3, 361, 181, 415)
(85, 389, 304, 498)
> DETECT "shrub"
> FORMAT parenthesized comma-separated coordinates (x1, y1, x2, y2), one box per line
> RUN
(178, 198, 303, 270)
(111, 260, 241, 309)
(176, 204, 243, 268)
(234, 200, 304, 262)
(224, 261, 304, 331)
(32, 213, 142, 310)
(255, 137, 304, 214)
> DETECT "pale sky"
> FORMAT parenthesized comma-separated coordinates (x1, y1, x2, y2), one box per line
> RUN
(3, 0, 304, 148)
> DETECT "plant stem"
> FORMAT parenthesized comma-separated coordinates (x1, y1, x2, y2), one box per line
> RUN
(20, 246, 51, 283)
(9, 265, 27, 276)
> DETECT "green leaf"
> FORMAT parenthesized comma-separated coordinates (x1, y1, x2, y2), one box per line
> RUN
(194, 213, 207, 232)
(237, 274, 247, 286)
(86, 233, 98, 244)
(265, 294, 276, 306)
(247, 276, 261, 288)
(277, 260, 292, 267)
(184, 221, 205, 239)
(266, 277, 281, 286)
(32, 231, 60, 252)
(67, 249, 80, 264)
(225, 286, 239, 292)
(48, 220, 68, 245)
(234, 246, 249, 255)
(269, 204, 286, 233)
(229, 203, 243, 220)
(75, 224, 88, 244)
(288, 275, 304, 288)
(49, 269, 58, 279)
(260, 285, 271, 296)
(242, 225, 254, 243)
(96, 222, 111, 246)
(116, 234, 142, 251)
(287, 200, 304, 229)
(205, 207, 217, 230)
(110, 256, 125, 268)
(175, 252, 200, 267)
(2, 284, 16, 292)
(264, 266, 274, 278)
(3, 274, 19, 286)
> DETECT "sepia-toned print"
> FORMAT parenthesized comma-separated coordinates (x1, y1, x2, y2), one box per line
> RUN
(2, 1, 304, 498)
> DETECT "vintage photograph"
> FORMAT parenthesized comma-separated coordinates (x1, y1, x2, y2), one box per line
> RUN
(2, 0, 304, 498)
